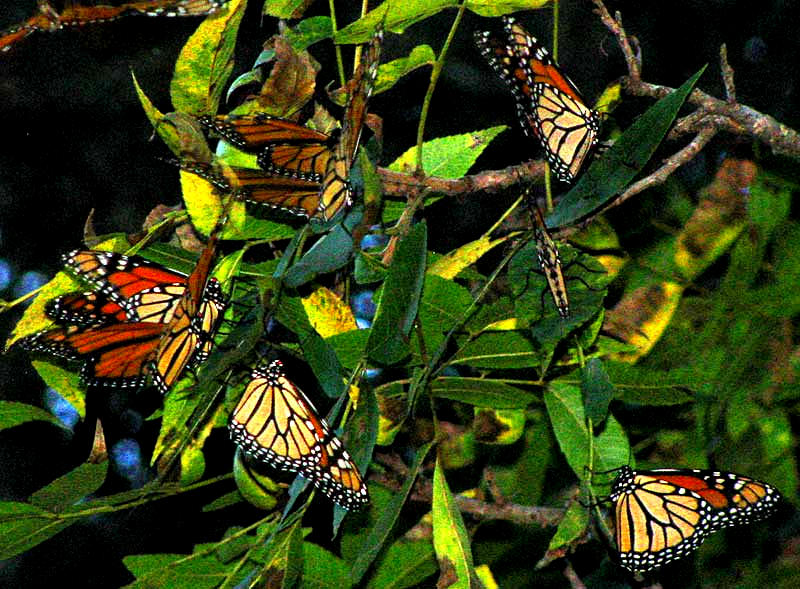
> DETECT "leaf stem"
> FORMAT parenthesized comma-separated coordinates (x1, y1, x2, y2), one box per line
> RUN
(414, 2, 467, 174)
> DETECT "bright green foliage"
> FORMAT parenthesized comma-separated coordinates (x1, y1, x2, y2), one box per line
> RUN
(7, 2, 798, 588)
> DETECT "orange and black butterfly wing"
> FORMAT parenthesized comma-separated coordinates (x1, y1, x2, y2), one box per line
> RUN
(174, 160, 323, 218)
(150, 235, 227, 394)
(316, 25, 383, 223)
(63, 250, 188, 323)
(528, 200, 569, 318)
(229, 359, 369, 510)
(475, 17, 600, 182)
(58, 0, 226, 25)
(46, 291, 131, 326)
(0, 6, 59, 52)
(225, 167, 323, 217)
(610, 466, 781, 573)
(198, 114, 333, 181)
(20, 322, 164, 388)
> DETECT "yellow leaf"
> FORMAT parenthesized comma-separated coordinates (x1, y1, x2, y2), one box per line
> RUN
(428, 234, 509, 280)
(301, 287, 357, 338)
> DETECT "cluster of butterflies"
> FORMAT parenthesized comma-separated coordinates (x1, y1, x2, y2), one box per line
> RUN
(0, 0, 229, 52)
(474, 16, 782, 575)
(14, 9, 382, 510)
(9, 3, 781, 572)
(18, 234, 368, 510)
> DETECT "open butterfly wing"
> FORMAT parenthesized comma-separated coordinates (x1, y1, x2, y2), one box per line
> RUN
(21, 322, 164, 388)
(610, 466, 781, 573)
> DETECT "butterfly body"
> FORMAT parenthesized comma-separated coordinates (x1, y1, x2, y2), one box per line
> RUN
(610, 465, 781, 573)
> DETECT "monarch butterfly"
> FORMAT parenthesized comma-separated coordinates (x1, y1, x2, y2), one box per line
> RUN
(1, 0, 227, 53)
(525, 193, 569, 318)
(174, 160, 325, 219)
(608, 465, 781, 573)
(474, 17, 601, 183)
(21, 237, 227, 394)
(197, 114, 334, 181)
(195, 25, 383, 222)
(229, 359, 369, 510)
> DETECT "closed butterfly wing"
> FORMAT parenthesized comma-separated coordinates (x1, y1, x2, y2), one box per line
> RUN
(149, 235, 227, 394)
(198, 114, 333, 181)
(58, 0, 227, 25)
(475, 17, 600, 182)
(0, 3, 59, 52)
(316, 25, 383, 222)
(528, 201, 569, 318)
(175, 160, 324, 218)
(230, 359, 369, 510)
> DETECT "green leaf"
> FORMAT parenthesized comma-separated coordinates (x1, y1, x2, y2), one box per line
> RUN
(509, 241, 608, 350)
(284, 16, 334, 51)
(432, 455, 477, 589)
(30, 362, 86, 419)
(491, 414, 552, 505)
(0, 401, 66, 432)
(303, 543, 353, 588)
(366, 222, 428, 364)
(350, 442, 434, 584)
(333, 385, 378, 533)
(430, 377, 536, 409)
(582, 358, 614, 425)
(274, 296, 347, 399)
(326, 329, 371, 371)
(264, 0, 314, 19)
(383, 127, 507, 223)
(257, 518, 304, 589)
(30, 462, 108, 510)
(547, 500, 589, 552)
(465, 0, 550, 17)
(366, 538, 436, 589)
(375, 45, 436, 95)
(336, 1, 456, 41)
(232, 451, 281, 511)
(416, 275, 473, 359)
(283, 215, 358, 288)
(604, 362, 697, 405)
(545, 382, 630, 479)
(0, 501, 72, 560)
(123, 552, 229, 588)
(450, 331, 541, 369)
(388, 126, 507, 179)
(170, 0, 247, 115)
(131, 72, 181, 155)
(549, 66, 707, 228)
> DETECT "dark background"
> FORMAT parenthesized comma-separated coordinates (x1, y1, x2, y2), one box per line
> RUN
(1, 0, 799, 586)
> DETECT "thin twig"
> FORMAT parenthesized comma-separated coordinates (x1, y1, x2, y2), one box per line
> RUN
(720, 44, 736, 103)
(564, 561, 588, 589)
(564, 125, 717, 234)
